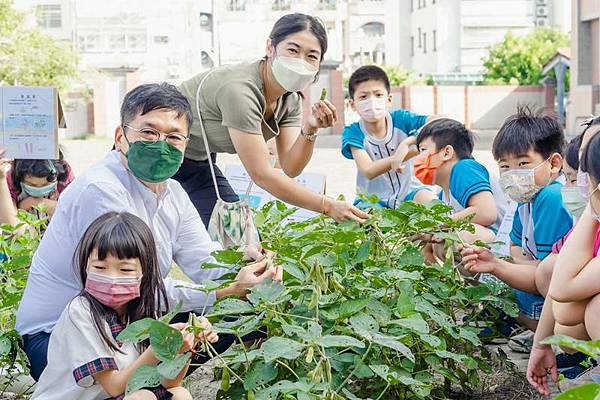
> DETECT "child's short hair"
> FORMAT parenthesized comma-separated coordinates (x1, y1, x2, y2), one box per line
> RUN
(416, 118, 474, 159)
(565, 134, 583, 170)
(492, 105, 565, 160)
(348, 65, 390, 99)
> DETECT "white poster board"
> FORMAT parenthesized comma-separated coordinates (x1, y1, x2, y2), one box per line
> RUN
(224, 164, 326, 222)
(0, 86, 63, 159)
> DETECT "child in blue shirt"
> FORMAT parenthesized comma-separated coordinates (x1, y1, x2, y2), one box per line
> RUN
(414, 118, 507, 244)
(341, 66, 437, 208)
(462, 107, 573, 331)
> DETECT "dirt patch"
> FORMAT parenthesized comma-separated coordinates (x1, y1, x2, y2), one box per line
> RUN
(185, 363, 220, 400)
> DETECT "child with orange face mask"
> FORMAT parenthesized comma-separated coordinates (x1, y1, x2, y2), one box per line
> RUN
(412, 119, 508, 268)
(414, 118, 507, 237)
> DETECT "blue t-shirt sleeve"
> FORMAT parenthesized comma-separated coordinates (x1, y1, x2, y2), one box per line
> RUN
(391, 109, 428, 136)
(341, 123, 365, 160)
(532, 183, 573, 259)
(449, 159, 493, 208)
(509, 205, 524, 247)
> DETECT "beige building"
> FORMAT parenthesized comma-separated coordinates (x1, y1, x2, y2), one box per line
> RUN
(385, 0, 571, 83)
(569, 0, 600, 131)
(16, 0, 386, 136)
(15, 0, 215, 136)
(214, 0, 386, 70)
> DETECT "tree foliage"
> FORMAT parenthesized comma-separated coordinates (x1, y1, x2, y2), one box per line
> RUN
(379, 65, 413, 87)
(0, 0, 78, 91)
(482, 28, 569, 85)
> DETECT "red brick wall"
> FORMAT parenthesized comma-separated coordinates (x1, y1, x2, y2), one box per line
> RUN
(329, 69, 345, 135)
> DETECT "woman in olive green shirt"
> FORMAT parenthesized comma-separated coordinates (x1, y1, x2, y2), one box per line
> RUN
(175, 13, 368, 226)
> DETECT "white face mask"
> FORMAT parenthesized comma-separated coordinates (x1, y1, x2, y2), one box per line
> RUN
(499, 160, 549, 203)
(271, 55, 318, 92)
(356, 97, 387, 122)
(561, 186, 587, 219)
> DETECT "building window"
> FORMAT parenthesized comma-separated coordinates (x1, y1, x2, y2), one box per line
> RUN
(418, 28, 422, 47)
(423, 0, 426, 7)
(200, 13, 212, 31)
(410, 0, 414, 12)
(36, 4, 61, 29)
(272, 0, 291, 11)
(77, 34, 102, 52)
(227, 0, 246, 11)
(127, 33, 147, 52)
(361, 22, 385, 37)
(423, 32, 427, 53)
(410, 36, 414, 56)
(154, 35, 169, 44)
(433, 30, 437, 52)
(108, 33, 126, 50)
(318, 0, 336, 10)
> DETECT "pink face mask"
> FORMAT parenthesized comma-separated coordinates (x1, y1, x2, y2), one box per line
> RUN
(85, 271, 142, 309)
(577, 169, 590, 198)
(356, 97, 387, 122)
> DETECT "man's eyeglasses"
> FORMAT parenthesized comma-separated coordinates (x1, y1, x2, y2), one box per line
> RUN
(123, 125, 189, 147)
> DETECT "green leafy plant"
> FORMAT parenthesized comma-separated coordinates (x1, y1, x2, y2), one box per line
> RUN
(0, 209, 47, 396)
(202, 201, 517, 399)
(115, 303, 214, 396)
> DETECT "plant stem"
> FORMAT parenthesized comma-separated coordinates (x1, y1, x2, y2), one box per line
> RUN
(333, 342, 372, 395)
(235, 333, 251, 372)
(276, 359, 300, 380)
(203, 339, 245, 383)
(273, 310, 316, 321)
(375, 382, 391, 400)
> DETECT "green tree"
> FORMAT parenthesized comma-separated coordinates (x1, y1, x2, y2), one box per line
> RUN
(0, 0, 78, 91)
(380, 64, 413, 87)
(482, 28, 569, 85)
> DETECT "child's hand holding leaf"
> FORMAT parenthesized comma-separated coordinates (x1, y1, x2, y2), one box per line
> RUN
(170, 322, 196, 354)
(461, 245, 499, 274)
(188, 315, 219, 344)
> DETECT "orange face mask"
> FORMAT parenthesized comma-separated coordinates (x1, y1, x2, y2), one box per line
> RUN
(414, 149, 444, 185)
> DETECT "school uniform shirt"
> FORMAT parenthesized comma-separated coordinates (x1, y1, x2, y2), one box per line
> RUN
(31, 297, 136, 400)
(438, 158, 508, 231)
(31, 297, 173, 400)
(341, 109, 428, 208)
(509, 180, 573, 260)
(16, 151, 227, 337)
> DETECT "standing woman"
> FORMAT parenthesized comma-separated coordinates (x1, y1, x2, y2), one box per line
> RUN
(176, 13, 368, 225)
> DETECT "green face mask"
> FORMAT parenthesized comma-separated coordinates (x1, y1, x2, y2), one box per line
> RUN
(125, 140, 183, 183)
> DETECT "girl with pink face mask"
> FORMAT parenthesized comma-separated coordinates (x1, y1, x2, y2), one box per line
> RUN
(31, 212, 218, 400)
